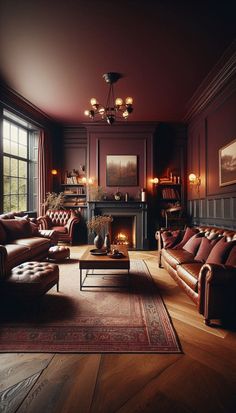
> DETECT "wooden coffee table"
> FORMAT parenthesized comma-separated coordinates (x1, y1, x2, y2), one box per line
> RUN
(79, 245, 130, 290)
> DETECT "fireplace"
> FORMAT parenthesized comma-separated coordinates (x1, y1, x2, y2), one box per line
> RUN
(88, 201, 148, 250)
(111, 216, 136, 249)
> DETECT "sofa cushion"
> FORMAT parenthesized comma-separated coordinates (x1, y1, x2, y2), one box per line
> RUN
(0, 221, 7, 244)
(194, 237, 220, 262)
(173, 227, 199, 249)
(51, 226, 68, 234)
(1, 219, 32, 241)
(161, 230, 182, 248)
(13, 237, 51, 256)
(206, 237, 236, 264)
(225, 245, 236, 266)
(162, 248, 196, 270)
(176, 263, 202, 292)
(183, 233, 203, 255)
(4, 244, 31, 271)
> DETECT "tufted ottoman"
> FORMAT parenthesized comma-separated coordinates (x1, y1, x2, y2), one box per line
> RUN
(2, 262, 59, 297)
(48, 245, 70, 261)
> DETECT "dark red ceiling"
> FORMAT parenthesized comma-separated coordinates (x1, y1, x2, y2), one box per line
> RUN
(0, 0, 235, 124)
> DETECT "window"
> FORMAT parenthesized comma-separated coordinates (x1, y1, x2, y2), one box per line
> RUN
(1, 110, 39, 213)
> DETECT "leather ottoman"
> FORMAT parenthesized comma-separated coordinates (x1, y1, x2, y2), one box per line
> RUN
(2, 261, 59, 297)
(48, 245, 70, 261)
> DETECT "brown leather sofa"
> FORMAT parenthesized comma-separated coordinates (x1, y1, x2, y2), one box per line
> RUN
(157, 226, 236, 326)
(37, 209, 79, 244)
(0, 212, 54, 278)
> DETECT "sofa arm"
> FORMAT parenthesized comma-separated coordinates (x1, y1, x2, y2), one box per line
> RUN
(0, 245, 8, 279)
(65, 216, 80, 236)
(37, 216, 50, 230)
(198, 263, 236, 323)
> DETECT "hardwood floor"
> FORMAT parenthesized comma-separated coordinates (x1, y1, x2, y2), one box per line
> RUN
(1, 247, 236, 413)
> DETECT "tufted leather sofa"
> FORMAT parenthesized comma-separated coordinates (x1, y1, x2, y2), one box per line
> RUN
(0, 212, 54, 279)
(37, 209, 79, 244)
(157, 226, 236, 326)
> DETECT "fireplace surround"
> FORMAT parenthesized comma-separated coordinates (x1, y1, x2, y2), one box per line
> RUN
(88, 201, 148, 250)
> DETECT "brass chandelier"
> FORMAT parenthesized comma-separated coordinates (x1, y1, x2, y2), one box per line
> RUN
(84, 72, 134, 125)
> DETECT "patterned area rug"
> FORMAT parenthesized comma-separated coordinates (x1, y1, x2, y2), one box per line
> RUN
(0, 259, 181, 353)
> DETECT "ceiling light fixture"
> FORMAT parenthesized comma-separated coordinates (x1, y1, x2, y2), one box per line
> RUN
(84, 72, 134, 125)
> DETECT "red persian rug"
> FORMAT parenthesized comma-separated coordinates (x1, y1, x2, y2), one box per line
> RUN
(0, 260, 181, 353)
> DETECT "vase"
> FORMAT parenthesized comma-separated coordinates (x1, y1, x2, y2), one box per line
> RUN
(104, 233, 111, 252)
(94, 233, 104, 249)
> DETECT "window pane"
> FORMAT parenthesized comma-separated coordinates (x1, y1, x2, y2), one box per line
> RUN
(3, 156, 10, 175)
(19, 178, 27, 194)
(11, 141, 18, 156)
(19, 128, 27, 145)
(19, 144, 27, 158)
(3, 139, 10, 154)
(3, 196, 10, 213)
(3, 120, 10, 139)
(11, 158, 18, 176)
(11, 195, 18, 211)
(2, 111, 38, 213)
(19, 160, 27, 178)
(11, 124, 18, 142)
(11, 177, 18, 194)
(3, 176, 10, 194)
(19, 195, 27, 211)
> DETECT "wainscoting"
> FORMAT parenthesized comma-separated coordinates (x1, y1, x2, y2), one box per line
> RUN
(188, 196, 236, 229)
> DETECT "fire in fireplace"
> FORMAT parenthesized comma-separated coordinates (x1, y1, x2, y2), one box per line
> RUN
(110, 216, 136, 249)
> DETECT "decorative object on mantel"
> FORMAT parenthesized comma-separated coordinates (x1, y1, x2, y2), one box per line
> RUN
(114, 189, 122, 201)
(87, 215, 113, 249)
(84, 72, 133, 125)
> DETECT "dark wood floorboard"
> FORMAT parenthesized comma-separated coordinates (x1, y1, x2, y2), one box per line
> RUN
(0, 248, 235, 413)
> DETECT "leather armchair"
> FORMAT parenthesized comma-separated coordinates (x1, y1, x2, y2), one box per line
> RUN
(37, 209, 80, 244)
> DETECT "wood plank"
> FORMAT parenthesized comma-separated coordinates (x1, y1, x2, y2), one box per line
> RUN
(90, 354, 182, 413)
(0, 353, 53, 392)
(17, 354, 101, 413)
(0, 372, 40, 413)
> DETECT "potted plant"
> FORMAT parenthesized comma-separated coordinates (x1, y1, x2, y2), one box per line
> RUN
(42, 192, 65, 212)
(87, 215, 113, 249)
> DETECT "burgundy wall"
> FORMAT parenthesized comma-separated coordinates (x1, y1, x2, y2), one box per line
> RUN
(187, 88, 236, 228)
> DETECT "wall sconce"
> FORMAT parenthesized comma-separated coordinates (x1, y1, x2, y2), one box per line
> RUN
(150, 177, 159, 186)
(189, 173, 201, 192)
(81, 177, 94, 185)
(51, 169, 58, 175)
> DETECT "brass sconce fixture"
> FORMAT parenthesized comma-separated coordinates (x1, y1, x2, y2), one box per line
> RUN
(150, 177, 159, 186)
(51, 169, 58, 175)
(189, 173, 201, 192)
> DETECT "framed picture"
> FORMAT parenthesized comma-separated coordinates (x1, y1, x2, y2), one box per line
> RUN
(219, 138, 236, 186)
(106, 155, 138, 186)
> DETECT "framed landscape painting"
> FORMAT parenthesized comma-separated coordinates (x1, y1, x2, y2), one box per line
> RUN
(219, 138, 236, 186)
(106, 155, 138, 186)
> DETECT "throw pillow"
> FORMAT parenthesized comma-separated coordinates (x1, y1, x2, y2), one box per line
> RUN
(0, 221, 7, 244)
(161, 230, 181, 248)
(225, 245, 236, 266)
(1, 219, 32, 241)
(29, 221, 40, 236)
(183, 233, 203, 255)
(194, 237, 220, 262)
(206, 237, 236, 264)
(173, 227, 199, 249)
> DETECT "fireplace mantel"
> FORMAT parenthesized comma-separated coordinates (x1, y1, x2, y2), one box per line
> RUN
(88, 201, 148, 250)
